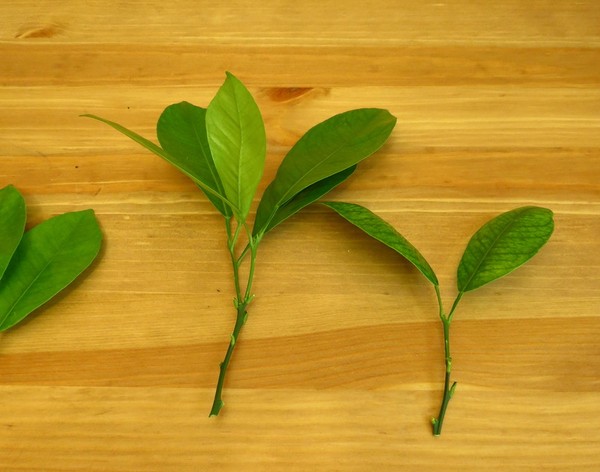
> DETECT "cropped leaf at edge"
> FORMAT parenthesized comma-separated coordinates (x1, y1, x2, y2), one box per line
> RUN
(157, 102, 232, 217)
(206, 72, 266, 221)
(0, 185, 26, 281)
(82, 113, 238, 215)
(322, 201, 438, 286)
(253, 108, 397, 236)
(457, 206, 554, 293)
(261, 166, 356, 235)
(0, 209, 102, 331)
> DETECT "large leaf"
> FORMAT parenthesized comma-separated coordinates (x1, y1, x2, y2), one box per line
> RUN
(457, 206, 554, 293)
(82, 113, 237, 214)
(262, 166, 356, 235)
(0, 209, 102, 331)
(157, 102, 231, 217)
(254, 108, 396, 236)
(0, 185, 26, 281)
(322, 201, 439, 286)
(206, 72, 266, 221)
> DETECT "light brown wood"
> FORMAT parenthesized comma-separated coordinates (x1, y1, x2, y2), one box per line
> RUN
(1, 1, 599, 470)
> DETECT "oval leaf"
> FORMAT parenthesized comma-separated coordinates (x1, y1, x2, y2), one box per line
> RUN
(262, 166, 356, 235)
(322, 201, 439, 286)
(157, 102, 232, 217)
(0, 185, 26, 281)
(206, 72, 266, 221)
(457, 206, 554, 293)
(254, 108, 396, 236)
(0, 209, 102, 331)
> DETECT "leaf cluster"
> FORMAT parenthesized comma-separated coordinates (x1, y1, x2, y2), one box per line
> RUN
(84, 72, 397, 238)
(0, 185, 102, 331)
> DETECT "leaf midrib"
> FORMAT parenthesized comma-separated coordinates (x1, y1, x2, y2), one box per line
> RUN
(459, 208, 529, 292)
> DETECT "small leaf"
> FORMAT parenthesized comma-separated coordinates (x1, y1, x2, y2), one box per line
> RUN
(0, 209, 102, 331)
(457, 206, 554, 293)
(157, 102, 232, 217)
(322, 201, 439, 286)
(254, 108, 396, 236)
(0, 185, 26, 280)
(206, 72, 266, 221)
(82, 113, 237, 214)
(262, 166, 356, 235)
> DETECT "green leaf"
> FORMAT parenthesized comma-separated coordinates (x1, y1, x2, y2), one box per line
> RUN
(0, 209, 102, 331)
(457, 206, 554, 293)
(206, 72, 266, 221)
(262, 166, 356, 235)
(157, 102, 232, 217)
(254, 108, 396, 236)
(82, 113, 237, 214)
(0, 185, 26, 281)
(322, 201, 439, 286)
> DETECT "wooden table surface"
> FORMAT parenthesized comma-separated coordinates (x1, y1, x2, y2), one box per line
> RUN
(1, 1, 599, 470)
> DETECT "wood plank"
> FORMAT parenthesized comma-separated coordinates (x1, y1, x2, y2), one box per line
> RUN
(0, 0, 599, 470)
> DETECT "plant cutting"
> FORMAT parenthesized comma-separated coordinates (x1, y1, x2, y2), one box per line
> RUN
(83, 72, 397, 416)
(0, 184, 102, 332)
(322, 202, 554, 435)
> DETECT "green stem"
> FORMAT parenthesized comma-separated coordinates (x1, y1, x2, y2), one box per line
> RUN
(209, 301, 248, 416)
(432, 317, 456, 435)
(209, 218, 258, 417)
(431, 289, 462, 436)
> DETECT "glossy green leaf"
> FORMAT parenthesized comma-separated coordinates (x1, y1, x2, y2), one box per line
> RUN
(0, 209, 102, 331)
(457, 206, 554, 293)
(262, 166, 356, 235)
(206, 72, 266, 221)
(82, 113, 237, 215)
(254, 108, 396, 236)
(322, 201, 439, 286)
(157, 102, 232, 217)
(0, 185, 26, 281)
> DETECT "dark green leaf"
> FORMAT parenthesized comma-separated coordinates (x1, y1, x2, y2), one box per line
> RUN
(157, 102, 232, 217)
(0, 209, 102, 331)
(262, 166, 356, 235)
(322, 201, 439, 286)
(206, 72, 266, 221)
(82, 113, 237, 214)
(0, 185, 26, 281)
(254, 108, 396, 236)
(457, 206, 554, 293)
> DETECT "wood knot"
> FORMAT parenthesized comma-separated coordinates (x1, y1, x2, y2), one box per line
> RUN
(263, 87, 328, 103)
(15, 22, 65, 39)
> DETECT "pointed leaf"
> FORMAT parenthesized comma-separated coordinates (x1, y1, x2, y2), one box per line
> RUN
(457, 206, 554, 293)
(262, 166, 356, 235)
(0, 209, 102, 331)
(157, 102, 232, 217)
(0, 185, 26, 281)
(254, 108, 396, 236)
(322, 202, 438, 286)
(206, 72, 266, 220)
(82, 113, 237, 214)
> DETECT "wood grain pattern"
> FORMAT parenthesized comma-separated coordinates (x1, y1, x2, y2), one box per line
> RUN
(1, 1, 599, 470)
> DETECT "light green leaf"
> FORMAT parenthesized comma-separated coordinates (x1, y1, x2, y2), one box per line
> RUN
(206, 72, 266, 221)
(262, 166, 356, 235)
(82, 113, 237, 215)
(254, 108, 396, 236)
(322, 201, 439, 286)
(0, 209, 102, 331)
(457, 206, 554, 293)
(0, 185, 26, 281)
(157, 102, 232, 217)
